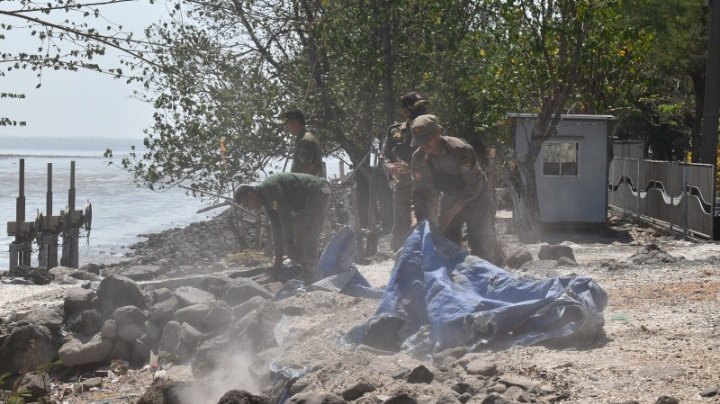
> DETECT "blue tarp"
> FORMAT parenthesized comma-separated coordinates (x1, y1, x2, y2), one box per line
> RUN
(275, 226, 383, 300)
(347, 221, 607, 354)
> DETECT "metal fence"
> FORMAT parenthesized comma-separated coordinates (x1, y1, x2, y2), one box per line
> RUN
(608, 158, 716, 239)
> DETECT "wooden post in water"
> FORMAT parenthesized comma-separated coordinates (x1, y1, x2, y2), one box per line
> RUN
(38, 163, 61, 268)
(61, 161, 81, 268)
(8, 159, 34, 269)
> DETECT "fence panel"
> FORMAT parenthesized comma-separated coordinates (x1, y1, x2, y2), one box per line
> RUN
(608, 158, 715, 239)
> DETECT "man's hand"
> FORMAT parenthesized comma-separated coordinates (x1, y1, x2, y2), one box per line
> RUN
(385, 161, 410, 178)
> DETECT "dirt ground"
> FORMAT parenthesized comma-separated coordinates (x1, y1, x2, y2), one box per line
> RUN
(2, 212, 720, 403)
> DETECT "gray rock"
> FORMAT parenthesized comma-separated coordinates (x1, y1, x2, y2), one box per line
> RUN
(58, 334, 113, 367)
(130, 338, 151, 366)
(287, 392, 347, 404)
(232, 296, 269, 321)
(149, 295, 182, 324)
(19, 305, 64, 332)
(486, 383, 507, 394)
(14, 372, 50, 401)
(191, 334, 231, 375)
(112, 306, 148, 326)
(117, 323, 144, 342)
(231, 301, 282, 351)
(100, 319, 117, 339)
(110, 339, 131, 361)
(179, 322, 202, 348)
(64, 287, 97, 318)
(538, 244, 575, 261)
(505, 386, 530, 402)
(153, 288, 173, 302)
(361, 314, 406, 352)
(506, 246, 533, 269)
(0, 324, 58, 374)
(172, 303, 212, 331)
(557, 256, 578, 267)
(404, 365, 434, 384)
(216, 389, 270, 404)
(160, 321, 182, 353)
(339, 381, 376, 401)
(382, 393, 416, 404)
(499, 376, 535, 391)
(173, 286, 215, 306)
(145, 321, 162, 341)
(222, 278, 273, 306)
(69, 270, 99, 281)
(7, 265, 53, 284)
(202, 302, 232, 330)
(97, 275, 145, 315)
(630, 244, 680, 265)
(279, 305, 306, 316)
(198, 274, 233, 297)
(67, 309, 102, 336)
(465, 359, 497, 376)
(137, 378, 186, 404)
(81, 377, 103, 389)
(701, 385, 719, 397)
(654, 396, 680, 404)
(480, 393, 512, 404)
(123, 264, 162, 281)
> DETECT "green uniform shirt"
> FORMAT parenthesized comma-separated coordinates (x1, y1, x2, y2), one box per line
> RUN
(411, 136, 487, 220)
(257, 172, 330, 260)
(291, 131, 323, 177)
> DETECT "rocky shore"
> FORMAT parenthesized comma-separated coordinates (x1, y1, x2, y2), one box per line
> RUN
(1, 209, 719, 403)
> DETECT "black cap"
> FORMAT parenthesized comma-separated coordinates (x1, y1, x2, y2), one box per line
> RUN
(400, 91, 428, 110)
(276, 108, 305, 125)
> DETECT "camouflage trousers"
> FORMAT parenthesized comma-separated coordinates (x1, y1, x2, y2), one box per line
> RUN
(288, 186, 332, 276)
(390, 180, 413, 251)
(439, 190, 504, 266)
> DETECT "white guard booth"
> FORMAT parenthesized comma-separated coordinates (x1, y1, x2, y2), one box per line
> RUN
(510, 113, 616, 224)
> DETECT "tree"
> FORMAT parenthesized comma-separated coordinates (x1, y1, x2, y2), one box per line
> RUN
(0, 0, 159, 126)
(129, 0, 508, 226)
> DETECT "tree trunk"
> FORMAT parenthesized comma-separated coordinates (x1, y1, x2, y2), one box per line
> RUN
(700, 0, 720, 164)
(507, 158, 542, 243)
(691, 70, 705, 163)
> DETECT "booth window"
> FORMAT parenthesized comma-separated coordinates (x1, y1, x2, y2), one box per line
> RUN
(542, 142, 578, 176)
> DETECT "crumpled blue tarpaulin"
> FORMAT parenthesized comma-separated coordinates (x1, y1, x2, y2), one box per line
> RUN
(314, 226, 384, 299)
(347, 221, 607, 354)
(275, 226, 383, 300)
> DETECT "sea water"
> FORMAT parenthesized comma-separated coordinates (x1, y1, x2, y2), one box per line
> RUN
(0, 136, 218, 272)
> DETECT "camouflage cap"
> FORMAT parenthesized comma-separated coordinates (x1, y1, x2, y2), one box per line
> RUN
(410, 114, 442, 147)
(275, 108, 305, 125)
(233, 184, 259, 203)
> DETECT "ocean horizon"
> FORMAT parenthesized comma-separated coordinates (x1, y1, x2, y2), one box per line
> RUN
(0, 136, 220, 272)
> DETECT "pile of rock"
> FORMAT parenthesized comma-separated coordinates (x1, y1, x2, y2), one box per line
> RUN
(0, 268, 287, 394)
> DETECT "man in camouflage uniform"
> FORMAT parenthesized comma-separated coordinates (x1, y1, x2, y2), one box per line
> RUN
(278, 108, 324, 177)
(234, 172, 331, 276)
(381, 91, 430, 251)
(410, 114, 504, 266)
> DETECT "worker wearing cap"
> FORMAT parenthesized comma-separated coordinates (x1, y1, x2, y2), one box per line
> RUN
(277, 108, 324, 177)
(381, 91, 432, 251)
(234, 172, 331, 276)
(410, 114, 504, 265)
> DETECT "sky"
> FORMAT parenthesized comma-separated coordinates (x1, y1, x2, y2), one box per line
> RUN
(0, 1, 171, 140)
